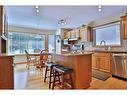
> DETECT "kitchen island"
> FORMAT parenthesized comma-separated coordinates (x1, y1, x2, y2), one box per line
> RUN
(0, 54, 14, 89)
(52, 52, 93, 89)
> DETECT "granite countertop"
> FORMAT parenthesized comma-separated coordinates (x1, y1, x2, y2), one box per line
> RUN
(0, 53, 14, 57)
(53, 52, 93, 56)
(90, 49, 127, 53)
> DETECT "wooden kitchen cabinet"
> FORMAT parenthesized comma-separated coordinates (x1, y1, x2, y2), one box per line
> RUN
(70, 30, 76, 38)
(74, 28, 80, 38)
(0, 56, 14, 89)
(65, 31, 71, 38)
(121, 15, 127, 39)
(92, 53, 111, 73)
(99, 56, 111, 72)
(0, 6, 3, 54)
(92, 54, 98, 69)
(64, 30, 78, 39)
(79, 26, 93, 42)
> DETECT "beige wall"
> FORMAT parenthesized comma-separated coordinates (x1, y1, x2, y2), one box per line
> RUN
(8, 25, 56, 63)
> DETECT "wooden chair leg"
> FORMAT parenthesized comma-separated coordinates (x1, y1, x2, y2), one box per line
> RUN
(61, 73, 64, 89)
(57, 72, 61, 84)
(69, 73, 73, 89)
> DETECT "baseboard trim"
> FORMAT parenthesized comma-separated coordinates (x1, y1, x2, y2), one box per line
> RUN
(112, 75, 127, 81)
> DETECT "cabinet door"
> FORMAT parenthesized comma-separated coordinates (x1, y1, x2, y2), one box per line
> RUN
(67, 31, 71, 38)
(0, 57, 14, 89)
(70, 30, 76, 38)
(80, 28, 87, 42)
(92, 55, 99, 69)
(64, 31, 70, 39)
(121, 16, 127, 39)
(75, 29, 80, 38)
(99, 56, 111, 73)
(79, 27, 93, 42)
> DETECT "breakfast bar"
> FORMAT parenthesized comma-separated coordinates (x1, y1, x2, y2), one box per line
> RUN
(52, 52, 93, 89)
(0, 54, 14, 89)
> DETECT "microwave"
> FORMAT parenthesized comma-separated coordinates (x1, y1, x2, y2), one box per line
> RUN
(63, 39, 69, 45)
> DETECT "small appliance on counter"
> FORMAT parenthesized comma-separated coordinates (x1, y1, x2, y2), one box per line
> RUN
(80, 44, 85, 51)
(63, 39, 69, 45)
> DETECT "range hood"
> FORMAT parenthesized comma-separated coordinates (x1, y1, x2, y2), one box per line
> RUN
(68, 38, 78, 41)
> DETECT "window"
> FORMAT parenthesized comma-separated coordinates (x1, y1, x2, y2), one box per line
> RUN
(93, 22, 121, 46)
(8, 32, 45, 54)
(48, 35, 55, 53)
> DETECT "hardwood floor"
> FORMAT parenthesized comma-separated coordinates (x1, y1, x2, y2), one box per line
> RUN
(14, 64, 127, 89)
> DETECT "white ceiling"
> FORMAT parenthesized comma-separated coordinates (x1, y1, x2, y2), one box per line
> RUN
(5, 6, 127, 30)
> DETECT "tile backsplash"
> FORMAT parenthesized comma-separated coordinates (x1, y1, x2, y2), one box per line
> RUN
(78, 40, 127, 51)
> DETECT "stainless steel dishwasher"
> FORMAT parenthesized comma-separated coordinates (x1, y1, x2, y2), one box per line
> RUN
(113, 53, 127, 79)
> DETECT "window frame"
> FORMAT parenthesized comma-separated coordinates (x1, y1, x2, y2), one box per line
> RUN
(93, 22, 122, 47)
(7, 31, 46, 55)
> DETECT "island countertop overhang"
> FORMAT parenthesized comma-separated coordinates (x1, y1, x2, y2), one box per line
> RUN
(51, 52, 93, 56)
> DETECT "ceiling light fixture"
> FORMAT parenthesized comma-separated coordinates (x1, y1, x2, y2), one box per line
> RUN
(58, 19, 67, 26)
(98, 5, 102, 12)
(35, 5, 39, 14)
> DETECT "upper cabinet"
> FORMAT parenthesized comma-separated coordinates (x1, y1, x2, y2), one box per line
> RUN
(63, 26, 93, 42)
(70, 30, 76, 38)
(64, 29, 79, 39)
(121, 15, 127, 39)
(79, 26, 93, 42)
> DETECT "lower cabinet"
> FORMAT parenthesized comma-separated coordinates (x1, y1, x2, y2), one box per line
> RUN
(0, 56, 14, 89)
(92, 53, 112, 73)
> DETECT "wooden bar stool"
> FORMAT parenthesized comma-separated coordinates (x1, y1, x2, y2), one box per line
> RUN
(52, 65, 73, 89)
(44, 62, 59, 89)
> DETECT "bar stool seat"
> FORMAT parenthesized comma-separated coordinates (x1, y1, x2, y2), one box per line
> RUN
(53, 65, 73, 73)
(44, 62, 58, 89)
(52, 65, 73, 89)
(45, 62, 57, 68)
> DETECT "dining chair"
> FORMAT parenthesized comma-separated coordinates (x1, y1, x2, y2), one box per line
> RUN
(40, 49, 49, 54)
(25, 50, 37, 70)
(33, 49, 41, 64)
(34, 49, 41, 53)
(40, 49, 50, 67)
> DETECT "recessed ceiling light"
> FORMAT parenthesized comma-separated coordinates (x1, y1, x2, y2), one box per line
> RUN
(98, 5, 102, 12)
(36, 5, 39, 9)
(98, 8, 102, 12)
(36, 9, 39, 13)
(98, 5, 101, 9)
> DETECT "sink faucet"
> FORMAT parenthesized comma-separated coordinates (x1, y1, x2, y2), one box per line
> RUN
(100, 40, 106, 46)
(100, 40, 107, 50)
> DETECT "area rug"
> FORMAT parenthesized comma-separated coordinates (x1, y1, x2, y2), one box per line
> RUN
(92, 69, 111, 81)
